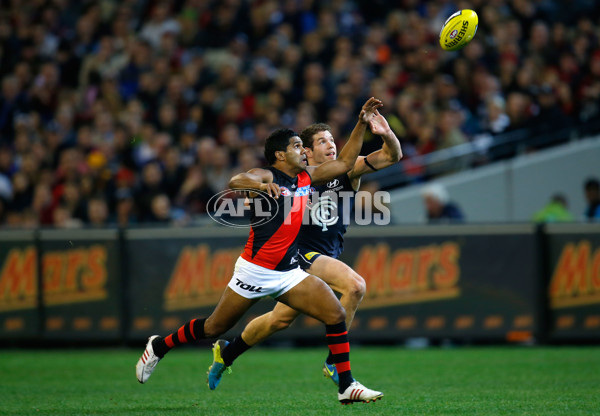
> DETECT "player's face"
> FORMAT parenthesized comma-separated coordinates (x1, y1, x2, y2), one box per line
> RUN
(284, 136, 308, 170)
(308, 130, 336, 164)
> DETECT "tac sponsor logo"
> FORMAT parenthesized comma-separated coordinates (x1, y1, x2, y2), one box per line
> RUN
(549, 240, 600, 308)
(207, 189, 279, 228)
(303, 251, 320, 261)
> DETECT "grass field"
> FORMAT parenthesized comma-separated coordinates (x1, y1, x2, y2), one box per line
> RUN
(1, 346, 599, 415)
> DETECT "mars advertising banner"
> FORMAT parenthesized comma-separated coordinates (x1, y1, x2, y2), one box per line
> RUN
(546, 224, 600, 340)
(0, 231, 39, 341)
(39, 229, 122, 340)
(126, 228, 278, 341)
(323, 225, 543, 341)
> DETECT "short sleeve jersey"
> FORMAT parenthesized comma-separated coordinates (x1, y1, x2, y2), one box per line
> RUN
(241, 167, 312, 271)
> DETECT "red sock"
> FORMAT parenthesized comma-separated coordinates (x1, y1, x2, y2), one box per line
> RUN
(326, 321, 353, 392)
(152, 318, 205, 357)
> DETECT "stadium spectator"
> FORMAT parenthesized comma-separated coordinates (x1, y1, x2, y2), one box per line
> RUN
(52, 203, 83, 228)
(0, 0, 599, 227)
(533, 194, 574, 223)
(135, 161, 167, 222)
(139, 2, 180, 50)
(483, 95, 510, 135)
(205, 146, 233, 192)
(148, 193, 175, 224)
(113, 187, 137, 227)
(87, 196, 109, 227)
(421, 182, 464, 223)
(583, 177, 600, 221)
(175, 165, 215, 215)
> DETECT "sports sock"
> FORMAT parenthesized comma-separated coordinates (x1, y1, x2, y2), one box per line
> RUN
(152, 318, 206, 358)
(326, 321, 353, 393)
(221, 335, 251, 367)
(325, 350, 334, 365)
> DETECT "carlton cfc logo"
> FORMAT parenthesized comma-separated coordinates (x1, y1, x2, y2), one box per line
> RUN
(280, 187, 291, 196)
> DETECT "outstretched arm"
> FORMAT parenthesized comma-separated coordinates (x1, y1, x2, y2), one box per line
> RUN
(309, 97, 383, 185)
(229, 168, 281, 198)
(348, 109, 403, 180)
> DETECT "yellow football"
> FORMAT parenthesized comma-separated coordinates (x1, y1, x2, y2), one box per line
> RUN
(439, 9, 478, 51)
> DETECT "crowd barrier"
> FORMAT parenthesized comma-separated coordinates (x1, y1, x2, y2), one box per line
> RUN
(1, 224, 598, 345)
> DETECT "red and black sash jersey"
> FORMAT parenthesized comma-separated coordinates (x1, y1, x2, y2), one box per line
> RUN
(241, 167, 311, 271)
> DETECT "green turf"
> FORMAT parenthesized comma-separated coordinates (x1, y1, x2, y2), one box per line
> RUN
(0, 346, 599, 415)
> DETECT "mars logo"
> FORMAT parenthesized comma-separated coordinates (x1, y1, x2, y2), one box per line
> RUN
(355, 242, 461, 308)
(449, 29, 458, 39)
(164, 245, 240, 310)
(327, 179, 339, 188)
(0, 245, 108, 311)
(0, 247, 37, 312)
(207, 189, 278, 228)
(549, 240, 600, 308)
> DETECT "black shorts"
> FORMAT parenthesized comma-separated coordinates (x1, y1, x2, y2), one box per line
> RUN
(297, 248, 323, 271)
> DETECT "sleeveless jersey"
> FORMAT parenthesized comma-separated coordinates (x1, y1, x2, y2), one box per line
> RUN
(241, 167, 311, 271)
(297, 173, 356, 259)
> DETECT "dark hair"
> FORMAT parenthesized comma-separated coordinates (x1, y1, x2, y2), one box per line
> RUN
(264, 128, 297, 164)
(585, 177, 600, 192)
(300, 123, 331, 149)
(551, 193, 568, 206)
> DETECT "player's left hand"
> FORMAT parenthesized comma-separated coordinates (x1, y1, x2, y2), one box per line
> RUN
(359, 97, 383, 124)
(369, 109, 393, 136)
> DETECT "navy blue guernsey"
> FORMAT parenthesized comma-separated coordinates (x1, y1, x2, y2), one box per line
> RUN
(297, 173, 356, 259)
(241, 167, 311, 271)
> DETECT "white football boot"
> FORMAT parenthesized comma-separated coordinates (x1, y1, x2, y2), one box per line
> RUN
(338, 380, 383, 404)
(136, 335, 161, 383)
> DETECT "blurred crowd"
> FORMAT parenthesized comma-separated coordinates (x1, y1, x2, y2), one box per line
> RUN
(0, 0, 600, 228)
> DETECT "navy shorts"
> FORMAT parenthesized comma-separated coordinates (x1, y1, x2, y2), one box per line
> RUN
(297, 248, 323, 271)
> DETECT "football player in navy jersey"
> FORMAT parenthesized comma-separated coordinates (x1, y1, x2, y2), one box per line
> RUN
(219, 107, 402, 386)
(136, 98, 385, 404)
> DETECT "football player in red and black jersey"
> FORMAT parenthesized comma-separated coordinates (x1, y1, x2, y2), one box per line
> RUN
(136, 97, 385, 404)
(219, 106, 402, 390)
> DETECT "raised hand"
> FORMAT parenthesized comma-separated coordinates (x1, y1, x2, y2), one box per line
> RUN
(368, 109, 392, 136)
(359, 97, 383, 124)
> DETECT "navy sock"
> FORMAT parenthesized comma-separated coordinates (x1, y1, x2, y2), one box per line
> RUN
(221, 335, 252, 367)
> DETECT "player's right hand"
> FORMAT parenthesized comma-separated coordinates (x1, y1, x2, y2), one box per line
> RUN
(260, 182, 281, 199)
